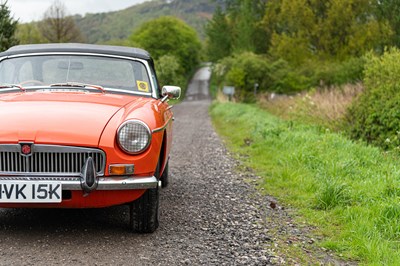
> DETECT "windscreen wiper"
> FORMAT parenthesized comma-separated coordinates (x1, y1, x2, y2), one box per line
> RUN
(0, 84, 25, 92)
(49, 82, 105, 93)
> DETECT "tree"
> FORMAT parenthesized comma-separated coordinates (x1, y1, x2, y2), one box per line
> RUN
(229, 0, 268, 53)
(16, 23, 47, 44)
(205, 6, 232, 62)
(374, 0, 400, 47)
(155, 54, 185, 87)
(265, 0, 316, 64)
(264, 0, 392, 64)
(231, 0, 256, 52)
(319, 0, 391, 58)
(0, 1, 19, 52)
(38, 0, 83, 43)
(206, 0, 269, 58)
(130, 16, 201, 75)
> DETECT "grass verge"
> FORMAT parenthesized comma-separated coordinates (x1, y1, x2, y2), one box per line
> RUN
(210, 102, 400, 265)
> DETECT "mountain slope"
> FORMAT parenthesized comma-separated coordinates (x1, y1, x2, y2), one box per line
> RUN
(74, 0, 216, 44)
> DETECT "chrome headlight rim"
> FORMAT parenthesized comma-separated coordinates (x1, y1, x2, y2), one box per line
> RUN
(117, 119, 152, 155)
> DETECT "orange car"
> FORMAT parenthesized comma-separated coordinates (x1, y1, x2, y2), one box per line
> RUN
(0, 43, 181, 233)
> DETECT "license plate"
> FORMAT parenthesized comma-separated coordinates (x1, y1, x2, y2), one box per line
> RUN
(0, 181, 62, 203)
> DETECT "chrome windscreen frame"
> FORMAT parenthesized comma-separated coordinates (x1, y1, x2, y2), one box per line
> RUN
(0, 52, 159, 99)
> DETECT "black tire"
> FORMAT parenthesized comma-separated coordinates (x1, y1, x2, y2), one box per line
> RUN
(161, 160, 169, 188)
(129, 160, 160, 233)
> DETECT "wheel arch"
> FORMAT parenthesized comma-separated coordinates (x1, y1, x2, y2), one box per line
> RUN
(158, 130, 168, 178)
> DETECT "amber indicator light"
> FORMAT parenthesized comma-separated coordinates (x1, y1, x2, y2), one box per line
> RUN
(109, 165, 134, 176)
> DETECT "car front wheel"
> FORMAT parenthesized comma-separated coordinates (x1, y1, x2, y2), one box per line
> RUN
(129, 160, 160, 233)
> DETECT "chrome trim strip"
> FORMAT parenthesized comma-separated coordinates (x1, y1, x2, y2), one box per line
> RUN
(152, 117, 173, 133)
(0, 176, 80, 181)
(0, 144, 104, 154)
(0, 172, 83, 177)
(160, 95, 169, 103)
(101, 88, 151, 97)
(0, 176, 158, 190)
(0, 87, 25, 93)
(96, 176, 158, 190)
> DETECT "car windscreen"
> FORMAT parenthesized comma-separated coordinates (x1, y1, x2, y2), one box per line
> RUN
(0, 55, 152, 94)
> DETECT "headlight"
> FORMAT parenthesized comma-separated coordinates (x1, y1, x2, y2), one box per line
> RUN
(117, 120, 151, 154)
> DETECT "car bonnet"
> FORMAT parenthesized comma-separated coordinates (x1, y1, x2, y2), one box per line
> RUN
(0, 91, 149, 147)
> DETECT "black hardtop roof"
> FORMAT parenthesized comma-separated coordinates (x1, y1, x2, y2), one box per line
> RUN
(0, 43, 152, 60)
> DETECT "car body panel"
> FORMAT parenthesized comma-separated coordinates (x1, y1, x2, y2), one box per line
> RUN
(0, 91, 143, 146)
(0, 189, 146, 209)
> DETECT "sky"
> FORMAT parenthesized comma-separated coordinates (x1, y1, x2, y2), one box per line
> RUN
(6, 0, 150, 23)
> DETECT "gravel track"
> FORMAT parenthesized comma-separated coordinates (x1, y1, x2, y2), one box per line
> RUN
(0, 67, 342, 265)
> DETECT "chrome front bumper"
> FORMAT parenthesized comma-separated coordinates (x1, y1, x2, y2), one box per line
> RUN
(0, 176, 158, 190)
(70, 176, 159, 190)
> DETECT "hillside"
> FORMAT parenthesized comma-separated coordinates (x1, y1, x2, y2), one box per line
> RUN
(73, 0, 216, 44)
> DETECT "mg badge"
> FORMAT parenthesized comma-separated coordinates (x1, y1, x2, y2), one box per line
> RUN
(21, 144, 32, 156)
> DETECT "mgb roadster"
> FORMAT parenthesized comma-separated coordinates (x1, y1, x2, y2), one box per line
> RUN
(0, 43, 181, 233)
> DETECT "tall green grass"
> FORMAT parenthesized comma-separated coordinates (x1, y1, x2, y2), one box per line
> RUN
(210, 102, 400, 265)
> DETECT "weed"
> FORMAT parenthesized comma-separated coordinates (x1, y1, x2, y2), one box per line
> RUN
(315, 181, 350, 210)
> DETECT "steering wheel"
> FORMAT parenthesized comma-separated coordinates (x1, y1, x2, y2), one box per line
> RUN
(19, 80, 45, 86)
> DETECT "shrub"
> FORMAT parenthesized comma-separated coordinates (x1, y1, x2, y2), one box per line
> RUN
(214, 52, 271, 101)
(274, 57, 365, 92)
(313, 57, 365, 86)
(272, 67, 313, 93)
(214, 53, 308, 97)
(222, 52, 271, 91)
(346, 48, 400, 149)
(213, 53, 365, 100)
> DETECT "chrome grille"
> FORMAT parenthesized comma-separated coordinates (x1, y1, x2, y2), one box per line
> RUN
(0, 144, 105, 176)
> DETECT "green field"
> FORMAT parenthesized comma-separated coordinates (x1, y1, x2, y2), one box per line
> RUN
(210, 102, 400, 265)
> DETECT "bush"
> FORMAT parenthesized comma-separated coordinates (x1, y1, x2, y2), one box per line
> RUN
(221, 52, 270, 90)
(273, 57, 365, 92)
(346, 48, 400, 149)
(213, 52, 270, 101)
(214, 53, 308, 97)
(213, 52, 365, 99)
(271, 63, 313, 93)
(313, 57, 365, 86)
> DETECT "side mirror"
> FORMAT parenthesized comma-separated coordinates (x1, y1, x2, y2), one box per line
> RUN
(161, 86, 181, 101)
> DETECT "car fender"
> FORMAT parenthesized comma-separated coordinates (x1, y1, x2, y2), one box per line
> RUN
(98, 98, 166, 177)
